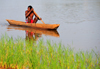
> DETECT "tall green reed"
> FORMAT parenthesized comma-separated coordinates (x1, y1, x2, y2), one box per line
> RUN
(0, 34, 99, 69)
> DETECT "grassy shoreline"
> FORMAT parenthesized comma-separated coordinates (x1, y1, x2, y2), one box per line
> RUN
(0, 35, 100, 69)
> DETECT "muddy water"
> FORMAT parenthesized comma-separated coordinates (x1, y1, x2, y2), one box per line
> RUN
(0, 0, 100, 52)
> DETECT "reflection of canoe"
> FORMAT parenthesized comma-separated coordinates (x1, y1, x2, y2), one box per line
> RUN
(7, 25, 60, 37)
(6, 19, 60, 30)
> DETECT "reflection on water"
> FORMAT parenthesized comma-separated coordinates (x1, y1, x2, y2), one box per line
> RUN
(7, 25, 60, 41)
(25, 31, 42, 41)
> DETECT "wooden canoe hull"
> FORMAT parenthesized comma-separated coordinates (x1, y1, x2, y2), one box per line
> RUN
(7, 25, 60, 37)
(6, 19, 60, 30)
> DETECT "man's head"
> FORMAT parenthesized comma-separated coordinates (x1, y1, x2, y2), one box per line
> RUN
(28, 5, 33, 11)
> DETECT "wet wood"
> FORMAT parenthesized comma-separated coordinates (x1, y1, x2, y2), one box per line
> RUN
(7, 25, 60, 37)
(6, 19, 60, 30)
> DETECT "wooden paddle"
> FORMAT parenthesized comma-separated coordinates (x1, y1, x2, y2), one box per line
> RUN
(41, 20, 45, 24)
(33, 10, 45, 24)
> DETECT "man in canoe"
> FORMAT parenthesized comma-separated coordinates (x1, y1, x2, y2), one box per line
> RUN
(25, 5, 42, 23)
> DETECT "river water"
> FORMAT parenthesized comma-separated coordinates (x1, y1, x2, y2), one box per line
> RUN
(0, 0, 100, 52)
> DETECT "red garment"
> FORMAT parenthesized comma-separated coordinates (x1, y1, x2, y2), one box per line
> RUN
(31, 19, 34, 23)
(26, 19, 34, 23)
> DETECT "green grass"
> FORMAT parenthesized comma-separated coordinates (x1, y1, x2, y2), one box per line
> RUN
(0, 34, 100, 69)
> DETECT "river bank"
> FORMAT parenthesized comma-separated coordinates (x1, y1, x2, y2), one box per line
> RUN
(0, 34, 100, 69)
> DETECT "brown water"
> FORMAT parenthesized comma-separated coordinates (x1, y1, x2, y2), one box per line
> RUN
(0, 0, 100, 52)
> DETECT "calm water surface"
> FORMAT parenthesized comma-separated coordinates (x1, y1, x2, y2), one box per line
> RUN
(0, 0, 100, 52)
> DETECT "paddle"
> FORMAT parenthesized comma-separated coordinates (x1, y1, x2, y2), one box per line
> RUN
(33, 10, 45, 24)
(41, 20, 45, 24)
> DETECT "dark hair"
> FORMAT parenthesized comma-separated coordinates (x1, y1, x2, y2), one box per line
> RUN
(28, 5, 33, 9)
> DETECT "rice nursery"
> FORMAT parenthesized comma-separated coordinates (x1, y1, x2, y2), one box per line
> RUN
(0, 34, 100, 69)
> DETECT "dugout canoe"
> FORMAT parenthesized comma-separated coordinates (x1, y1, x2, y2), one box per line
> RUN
(6, 19, 60, 30)
(7, 25, 60, 37)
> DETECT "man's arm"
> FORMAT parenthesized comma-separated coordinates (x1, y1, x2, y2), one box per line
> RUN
(32, 8, 42, 20)
(25, 10, 32, 18)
